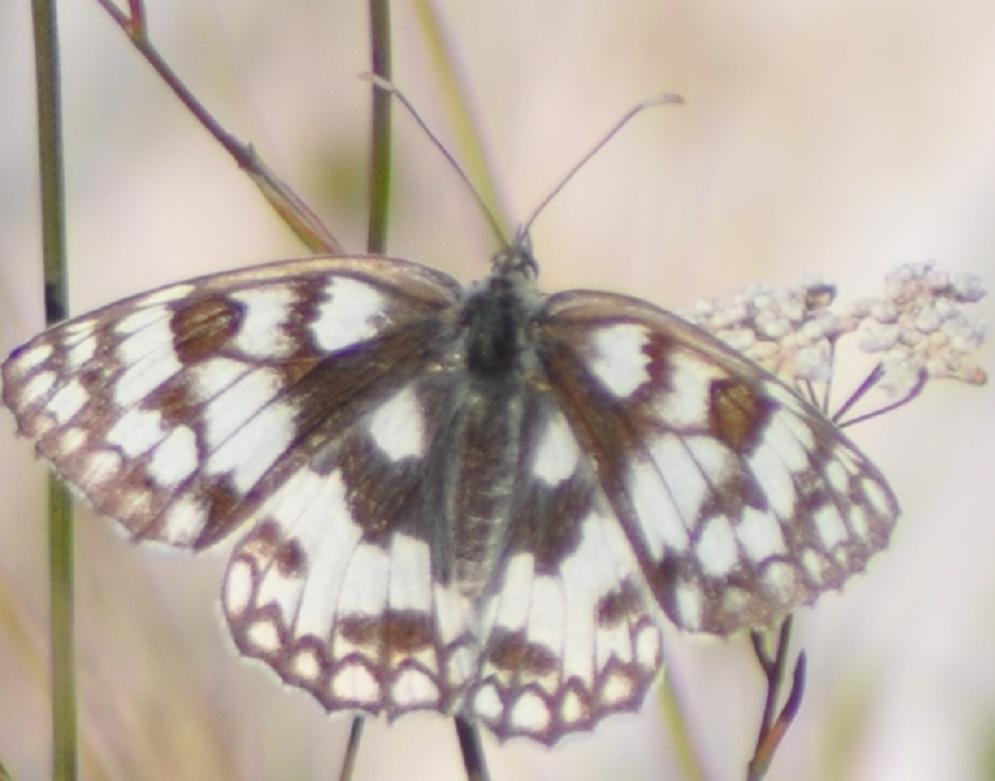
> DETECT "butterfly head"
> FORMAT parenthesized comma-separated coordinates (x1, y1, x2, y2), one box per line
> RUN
(490, 228, 539, 280)
(458, 232, 545, 381)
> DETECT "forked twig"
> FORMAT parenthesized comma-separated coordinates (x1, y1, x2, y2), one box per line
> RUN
(93, 0, 341, 253)
(746, 617, 807, 781)
(836, 368, 928, 428)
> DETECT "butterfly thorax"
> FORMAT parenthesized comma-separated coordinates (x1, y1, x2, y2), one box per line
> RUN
(459, 270, 542, 381)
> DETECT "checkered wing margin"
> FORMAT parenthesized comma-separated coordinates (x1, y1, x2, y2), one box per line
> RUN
(534, 290, 899, 636)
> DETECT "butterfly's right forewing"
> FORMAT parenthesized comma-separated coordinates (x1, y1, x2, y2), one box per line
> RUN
(534, 289, 899, 636)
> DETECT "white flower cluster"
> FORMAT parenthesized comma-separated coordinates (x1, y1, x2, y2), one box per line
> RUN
(848, 262, 988, 395)
(686, 261, 988, 402)
(684, 276, 854, 384)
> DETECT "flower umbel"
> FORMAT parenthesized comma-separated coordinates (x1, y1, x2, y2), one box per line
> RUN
(687, 261, 987, 780)
(851, 262, 988, 395)
(686, 261, 988, 424)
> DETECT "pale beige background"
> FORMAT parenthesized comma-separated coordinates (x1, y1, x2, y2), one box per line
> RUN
(1, 2, 993, 780)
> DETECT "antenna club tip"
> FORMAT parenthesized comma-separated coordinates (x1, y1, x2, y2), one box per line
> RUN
(358, 72, 397, 93)
(646, 92, 686, 107)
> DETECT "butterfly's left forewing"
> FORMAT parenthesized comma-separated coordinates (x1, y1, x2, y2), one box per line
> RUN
(534, 289, 899, 636)
(2, 255, 462, 548)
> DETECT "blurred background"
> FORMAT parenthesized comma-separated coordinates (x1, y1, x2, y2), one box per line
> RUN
(1, 1, 993, 779)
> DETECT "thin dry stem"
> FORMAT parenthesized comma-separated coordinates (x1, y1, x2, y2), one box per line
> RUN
(746, 617, 807, 781)
(93, 0, 341, 253)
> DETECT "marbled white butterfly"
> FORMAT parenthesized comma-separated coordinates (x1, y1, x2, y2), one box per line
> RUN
(1, 228, 898, 744)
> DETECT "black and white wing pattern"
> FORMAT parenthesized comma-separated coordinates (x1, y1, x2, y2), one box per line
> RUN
(2, 256, 480, 717)
(1, 247, 898, 745)
(2, 257, 460, 547)
(533, 291, 897, 635)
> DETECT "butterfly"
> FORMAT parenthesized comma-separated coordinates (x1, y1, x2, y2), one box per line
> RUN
(1, 232, 898, 744)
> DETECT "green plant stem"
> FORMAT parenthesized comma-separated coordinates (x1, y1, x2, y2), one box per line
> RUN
(32, 1, 76, 779)
(658, 671, 708, 781)
(47, 478, 75, 781)
(367, 0, 392, 254)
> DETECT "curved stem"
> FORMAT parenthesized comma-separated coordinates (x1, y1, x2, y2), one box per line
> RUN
(837, 369, 928, 428)
(93, 0, 341, 253)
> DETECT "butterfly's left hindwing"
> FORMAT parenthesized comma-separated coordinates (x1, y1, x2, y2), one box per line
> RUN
(535, 290, 899, 635)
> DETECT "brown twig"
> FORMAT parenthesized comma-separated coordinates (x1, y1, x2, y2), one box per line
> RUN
(746, 617, 807, 781)
(92, 0, 341, 253)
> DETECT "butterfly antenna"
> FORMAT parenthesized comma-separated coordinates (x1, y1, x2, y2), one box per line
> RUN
(521, 93, 685, 236)
(363, 73, 509, 247)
